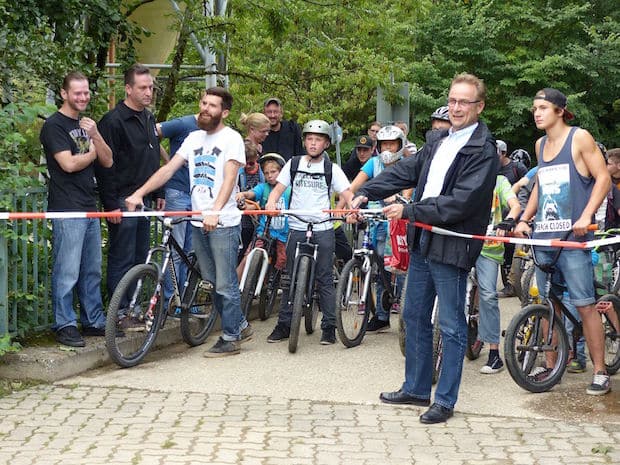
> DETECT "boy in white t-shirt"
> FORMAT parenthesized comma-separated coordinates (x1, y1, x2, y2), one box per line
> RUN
(265, 120, 354, 345)
(125, 87, 251, 358)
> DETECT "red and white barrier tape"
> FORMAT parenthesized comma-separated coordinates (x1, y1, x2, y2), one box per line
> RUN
(1, 208, 619, 249)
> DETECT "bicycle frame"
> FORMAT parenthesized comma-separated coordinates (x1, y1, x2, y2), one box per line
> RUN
(287, 222, 319, 308)
(239, 217, 276, 298)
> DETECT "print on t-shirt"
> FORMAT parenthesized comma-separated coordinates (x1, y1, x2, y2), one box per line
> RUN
(536, 163, 571, 232)
(69, 127, 90, 154)
(193, 146, 221, 199)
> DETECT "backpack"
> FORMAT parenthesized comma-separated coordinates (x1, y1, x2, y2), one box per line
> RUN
(289, 153, 333, 198)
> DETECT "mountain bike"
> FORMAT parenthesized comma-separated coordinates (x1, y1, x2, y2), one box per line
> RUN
(284, 213, 341, 353)
(105, 216, 216, 368)
(239, 215, 282, 320)
(335, 212, 403, 348)
(504, 229, 620, 392)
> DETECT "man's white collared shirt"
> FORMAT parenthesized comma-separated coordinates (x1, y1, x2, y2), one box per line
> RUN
(421, 123, 478, 200)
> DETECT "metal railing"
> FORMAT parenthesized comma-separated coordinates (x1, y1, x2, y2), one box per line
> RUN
(0, 188, 52, 337)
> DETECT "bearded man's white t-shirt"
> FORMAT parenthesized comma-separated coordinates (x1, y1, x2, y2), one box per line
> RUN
(177, 126, 245, 227)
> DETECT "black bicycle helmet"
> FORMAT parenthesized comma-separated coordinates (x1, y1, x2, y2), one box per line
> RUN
(509, 149, 531, 169)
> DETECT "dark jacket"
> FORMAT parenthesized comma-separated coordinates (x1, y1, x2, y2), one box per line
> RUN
(96, 101, 163, 211)
(357, 122, 499, 270)
(262, 120, 305, 161)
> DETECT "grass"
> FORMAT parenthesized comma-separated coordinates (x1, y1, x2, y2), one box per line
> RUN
(0, 378, 42, 398)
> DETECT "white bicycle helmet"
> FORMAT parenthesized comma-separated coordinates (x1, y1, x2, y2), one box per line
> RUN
(377, 125, 406, 165)
(496, 139, 507, 155)
(430, 105, 450, 121)
(302, 119, 332, 139)
(259, 152, 286, 169)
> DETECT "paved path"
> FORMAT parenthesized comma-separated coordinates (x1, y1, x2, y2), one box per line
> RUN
(0, 297, 618, 464)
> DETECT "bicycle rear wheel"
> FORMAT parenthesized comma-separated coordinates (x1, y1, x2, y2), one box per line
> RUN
(305, 294, 320, 335)
(465, 283, 483, 360)
(180, 265, 217, 347)
(431, 307, 442, 384)
(240, 253, 262, 319)
(335, 258, 372, 347)
(504, 304, 569, 393)
(597, 294, 620, 374)
(289, 256, 311, 353)
(105, 264, 164, 368)
(258, 268, 280, 320)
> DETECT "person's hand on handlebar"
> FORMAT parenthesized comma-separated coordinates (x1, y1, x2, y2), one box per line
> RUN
(383, 203, 404, 221)
(573, 215, 592, 237)
(494, 217, 516, 237)
(125, 193, 143, 212)
(513, 219, 532, 237)
(346, 195, 368, 224)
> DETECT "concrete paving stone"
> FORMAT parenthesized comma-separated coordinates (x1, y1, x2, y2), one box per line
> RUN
(289, 443, 315, 457)
(263, 458, 313, 465)
(360, 438, 385, 453)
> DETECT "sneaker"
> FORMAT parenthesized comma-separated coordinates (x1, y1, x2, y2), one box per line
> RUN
(527, 366, 551, 382)
(567, 359, 586, 374)
(320, 327, 336, 345)
(82, 326, 105, 337)
(367, 316, 390, 332)
(56, 326, 85, 348)
(586, 371, 610, 396)
(480, 356, 504, 374)
(498, 284, 516, 298)
(267, 323, 290, 343)
(203, 337, 240, 358)
(390, 303, 401, 314)
(117, 316, 145, 332)
(239, 324, 254, 344)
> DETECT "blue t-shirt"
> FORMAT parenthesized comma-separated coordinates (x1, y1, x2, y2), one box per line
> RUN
(160, 115, 198, 192)
(252, 183, 291, 243)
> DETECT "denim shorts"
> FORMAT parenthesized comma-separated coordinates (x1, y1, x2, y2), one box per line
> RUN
(534, 248, 595, 307)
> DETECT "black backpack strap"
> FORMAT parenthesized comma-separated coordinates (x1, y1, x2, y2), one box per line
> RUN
(289, 153, 333, 197)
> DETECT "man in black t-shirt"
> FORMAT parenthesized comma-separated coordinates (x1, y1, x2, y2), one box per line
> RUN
(262, 97, 304, 161)
(40, 71, 113, 347)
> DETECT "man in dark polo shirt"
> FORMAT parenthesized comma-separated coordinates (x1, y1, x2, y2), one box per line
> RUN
(262, 97, 304, 161)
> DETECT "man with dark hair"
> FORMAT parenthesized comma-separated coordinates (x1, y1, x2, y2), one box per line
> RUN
(97, 64, 164, 326)
(125, 86, 252, 357)
(515, 87, 612, 396)
(262, 97, 304, 161)
(352, 73, 498, 424)
(40, 71, 113, 347)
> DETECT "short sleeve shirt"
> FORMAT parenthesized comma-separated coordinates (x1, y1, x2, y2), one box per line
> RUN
(176, 126, 246, 227)
(277, 155, 350, 231)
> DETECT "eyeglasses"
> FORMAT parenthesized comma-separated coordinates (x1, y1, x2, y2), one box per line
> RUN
(246, 161, 257, 167)
(447, 98, 481, 108)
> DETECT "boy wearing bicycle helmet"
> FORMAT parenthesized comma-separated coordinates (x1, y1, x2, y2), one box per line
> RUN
(265, 119, 354, 345)
(236, 153, 290, 275)
(348, 125, 410, 330)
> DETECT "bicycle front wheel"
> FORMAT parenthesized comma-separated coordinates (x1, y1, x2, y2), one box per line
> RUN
(504, 304, 569, 393)
(597, 294, 620, 374)
(335, 258, 372, 347)
(105, 264, 164, 368)
(432, 313, 442, 385)
(289, 256, 311, 353)
(398, 274, 407, 356)
(180, 266, 218, 347)
(305, 295, 320, 335)
(240, 253, 262, 319)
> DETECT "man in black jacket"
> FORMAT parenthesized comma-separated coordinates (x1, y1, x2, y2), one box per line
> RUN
(352, 73, 498, 424)
(97, 64, 164, 323)
(262, 97, 304, 161)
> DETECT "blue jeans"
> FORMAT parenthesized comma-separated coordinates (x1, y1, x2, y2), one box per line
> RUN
(51, 218, 106, 331)
(192, 225, 247, 341)
(402, 249, 469, 409)
(534, 248, 595, 307)
(106, 199, 151, 298)
(476, 254, 501, 345)
(277, 228, 336, 330)
(163, 188, 192, 305)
